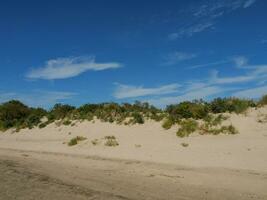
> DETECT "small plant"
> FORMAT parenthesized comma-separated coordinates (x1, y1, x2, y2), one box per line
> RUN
(176, 119, 198, 137)
(258, 114, 267, 123)
(258, 94, 267, 106)
(131, 112, 144, 124)
(63, 120, 72, 126)
(39, 122, 49, 129)
(181, 143, 189, 147)
(220, 125, 239, 135)
(104, 135, 119, 147)
(68, 136, 87, 146)
(91, 139, 100, 146)
(162, 117, 174, 130)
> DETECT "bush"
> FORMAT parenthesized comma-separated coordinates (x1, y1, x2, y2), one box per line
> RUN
(63, 120, 72, 126)
(220, 125, 238, 135)
(50, 104, 75, 120)
(25, 108, 47, 129)
(68, 136, 87, 146)
(210, 97, 255, 114)
(0, 100, 31, 130)
(176, 119, 198, 137)
(104, 135, 119, 146)
(131, 112, 144, 124)
(258, 94, 267, 106)
(162, 117, 175, 129)
(166, 100, 209, 120)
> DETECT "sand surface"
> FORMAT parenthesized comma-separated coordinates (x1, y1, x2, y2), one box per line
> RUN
(0, 106, 267, 199)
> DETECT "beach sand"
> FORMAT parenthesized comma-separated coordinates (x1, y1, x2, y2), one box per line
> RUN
(0, 106, 267, 199)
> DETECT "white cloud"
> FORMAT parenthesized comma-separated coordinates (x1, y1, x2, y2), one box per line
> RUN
(210, 64, 267, 85)
(113, 83, 180, 99)
(0, 91, 76, 108)
(26, 56, 122, 80)
(164, 52, 197, 65)
(243, 0, 257, 8)
(113, 58, 267, 106)
(232, 85, 267, 98)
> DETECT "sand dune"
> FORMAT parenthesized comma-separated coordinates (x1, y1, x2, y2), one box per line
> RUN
(0, 106, 267, 199)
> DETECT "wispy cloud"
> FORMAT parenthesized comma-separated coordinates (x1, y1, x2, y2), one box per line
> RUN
(113, 83, 180, 99)
(187, 56, 247, 70)
(232, 85, 267, 98)
(169, 22, 214, 39)
(26, 56, 122, 80)
(163, 52, 197, 65)
(232, 56, 248, 67)
(114, 56, 267, 107)
(169, 0, 257, 39)
(243, 0, 257, 8)
(188, 60, 229, 69)
(0, 91, 76, 108)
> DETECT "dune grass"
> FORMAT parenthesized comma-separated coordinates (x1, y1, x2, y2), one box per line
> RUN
(68, 136, 87, 146)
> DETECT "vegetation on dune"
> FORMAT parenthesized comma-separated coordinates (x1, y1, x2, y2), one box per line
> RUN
(176, 119, 198, 137)
(68, 136, 87, 146)
(258, 94, 267, 106)
(0, 94, 265, 136)
(0, 100, 46, 131)
(104, 135, 119, 147)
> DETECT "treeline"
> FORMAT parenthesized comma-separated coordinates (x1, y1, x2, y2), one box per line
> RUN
(0, 94, 266, 131)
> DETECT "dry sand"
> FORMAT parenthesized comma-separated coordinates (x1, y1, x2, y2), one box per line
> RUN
(0, 106, 267, 199)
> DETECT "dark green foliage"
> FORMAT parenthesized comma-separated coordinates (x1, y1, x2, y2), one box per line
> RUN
(0, 100, 31, 130)
(166, 100, 209, 120)
(25, 108, 47, 129)
(49, 104, 75, 120)
(210, 97, 255, 114)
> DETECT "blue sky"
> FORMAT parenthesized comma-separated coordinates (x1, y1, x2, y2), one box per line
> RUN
(0, 0, 267, 108)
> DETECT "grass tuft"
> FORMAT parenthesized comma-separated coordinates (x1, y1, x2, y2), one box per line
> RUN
(68, 136, 87, 146)
(104, 135, 119, 147)
(176, 119, 198, 137)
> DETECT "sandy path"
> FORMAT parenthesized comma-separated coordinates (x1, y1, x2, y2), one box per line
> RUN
(0, 148, 266, 200)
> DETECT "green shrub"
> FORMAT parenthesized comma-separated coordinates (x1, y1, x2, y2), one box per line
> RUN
(166, 100, 209, 120)
(50, 104, 75, 120)
(131, 112, 144, 124)
(104, 135, 119, 147)
(176, 119, 198, 137)
(220, 125, 239, 135)
(162, 117, 174, 129)
(63, 120, 72, 126)
(68, 136, 87, 146)
(210, 98, 255, 114)
(0, 100, 31, 129)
